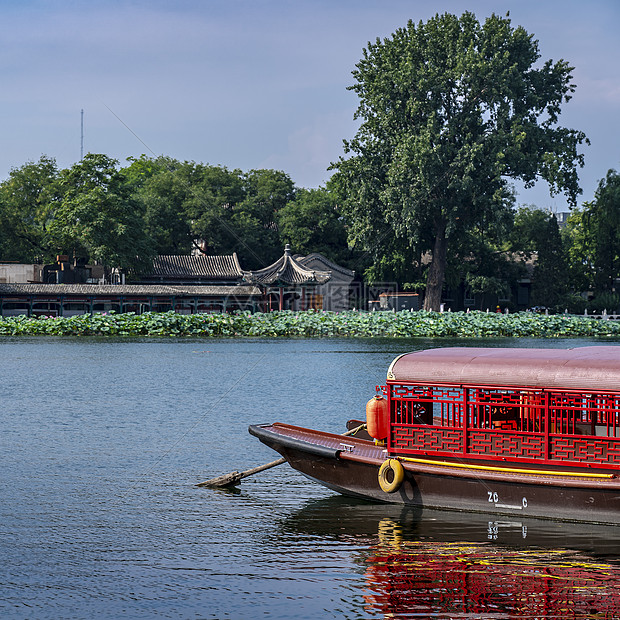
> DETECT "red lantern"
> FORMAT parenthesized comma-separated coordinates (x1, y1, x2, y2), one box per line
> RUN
(366, 395, 389, 440)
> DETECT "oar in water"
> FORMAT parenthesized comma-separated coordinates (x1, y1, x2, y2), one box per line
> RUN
(196, 423, 367, 489)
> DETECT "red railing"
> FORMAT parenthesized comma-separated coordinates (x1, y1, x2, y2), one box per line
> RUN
(386, 383, 620, 468)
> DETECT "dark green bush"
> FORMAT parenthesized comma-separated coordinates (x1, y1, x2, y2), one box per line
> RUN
(2, 309, 620, 338)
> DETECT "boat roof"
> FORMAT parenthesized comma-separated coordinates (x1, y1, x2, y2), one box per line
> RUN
(387, 346, 620, 391)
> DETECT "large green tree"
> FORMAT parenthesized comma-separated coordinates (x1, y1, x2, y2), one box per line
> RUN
(123, 156, 194, 256)
(564, 169, 620, 296)
(332, 11, 588, 310)
(235, 169, 295, 268)
(49, 154, 154, 274)
(277, 186, 350, 265)
(0, 155, 60, 262)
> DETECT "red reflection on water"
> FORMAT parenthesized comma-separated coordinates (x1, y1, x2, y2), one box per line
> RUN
(363, 521, 620, 619)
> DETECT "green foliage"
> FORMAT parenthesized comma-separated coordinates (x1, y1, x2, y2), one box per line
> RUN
(123, 156, 193, 256)
(510, 206, 552, 255)
(277, 186, 352, 267)
(2, 310, 620, 339)
(0, 155, 60, 262)
(234, 169, 295, 268)
(49, 154, 155, 274)
(332, 11, 588, 311)
(571, 170, 620, 295)
(465, 273, 509, 310)
(588, 292, 620, 314)
(0, 154, 330, 275)
(178, 162, 245, 255)
(178, 164, 293, 268)
(530, 214, 569, 308)
(562, 208, 594, 293)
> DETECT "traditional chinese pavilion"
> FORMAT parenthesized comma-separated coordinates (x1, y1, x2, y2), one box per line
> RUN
(242, 244, 332, 311)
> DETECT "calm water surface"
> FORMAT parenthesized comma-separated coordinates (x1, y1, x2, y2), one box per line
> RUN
(1, 336, 620, 619)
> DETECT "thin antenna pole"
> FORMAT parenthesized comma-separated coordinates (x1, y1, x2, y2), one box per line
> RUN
(80, 109, 84, 159)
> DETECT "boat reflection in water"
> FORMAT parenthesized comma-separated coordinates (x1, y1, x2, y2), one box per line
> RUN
(281, 497, 620, 618)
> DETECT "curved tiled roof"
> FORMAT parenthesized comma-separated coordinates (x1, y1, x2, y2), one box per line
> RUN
(0, 283, 261, 296)
(243, 245, 331, 286)
(296, 253, 355, 278)
(150, 254, 243, 279)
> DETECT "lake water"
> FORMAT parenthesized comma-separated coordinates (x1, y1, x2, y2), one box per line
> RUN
(2, 336, 620, 619)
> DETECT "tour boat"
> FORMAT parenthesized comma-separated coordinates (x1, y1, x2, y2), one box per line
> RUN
(249, 346, 620, 524)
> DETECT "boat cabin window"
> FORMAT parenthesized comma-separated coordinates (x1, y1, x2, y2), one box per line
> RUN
(468, 389, 544, 433)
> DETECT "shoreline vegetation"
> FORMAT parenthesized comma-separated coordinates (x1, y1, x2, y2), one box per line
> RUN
(1, 310, 620, 339)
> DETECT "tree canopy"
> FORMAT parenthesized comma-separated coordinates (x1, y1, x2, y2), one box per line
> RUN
(277, 187, 352, 266)
(0, 155, 60, 262)
(332, 11, 589, 310)
(564, 169, 620, 298)
(0, 155, 350, 277)
(49, 154, 155, 274)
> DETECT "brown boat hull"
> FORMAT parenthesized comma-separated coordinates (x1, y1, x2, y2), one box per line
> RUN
(249, 423, 620, 525)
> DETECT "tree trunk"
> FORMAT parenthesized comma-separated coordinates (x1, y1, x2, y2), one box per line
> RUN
(423, 224, 448, 311)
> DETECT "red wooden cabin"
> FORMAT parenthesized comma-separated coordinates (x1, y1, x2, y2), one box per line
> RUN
(385, 346, 620, 471)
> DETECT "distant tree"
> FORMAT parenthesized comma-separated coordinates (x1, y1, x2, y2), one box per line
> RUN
(530, 214, 568, 307)
(235, 169, 295, 268)
(589, 170, 620, 293)
(0, 155, 60, 262)
(123, 156, 194, 256)
(563, 208, 594, 293)
(332, 11, 588, 310)
(140, 170, 194, 256)
(49, 154, 154, 274)
(507, 206, 570, 308)
(465, 273, 510, 310)
(564, 170, 620, 296)
(277, 187, 351, 264)
(126, 160, 299, 269)
(509, 206, 552, 255)
(122, 154, 174, 187)
(181, 163, 246, 258)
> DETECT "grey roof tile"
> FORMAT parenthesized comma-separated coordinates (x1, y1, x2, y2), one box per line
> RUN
(243, 245, 331, 286)
(0, 283, 261, 296)
(149, 254, 243, 279)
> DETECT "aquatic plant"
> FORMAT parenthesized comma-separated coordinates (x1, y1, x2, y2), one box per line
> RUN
(1, 310, 620, 339)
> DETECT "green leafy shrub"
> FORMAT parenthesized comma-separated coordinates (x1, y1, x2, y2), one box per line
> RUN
(588, 292, 620, 315)
(2, 309, 620, 339)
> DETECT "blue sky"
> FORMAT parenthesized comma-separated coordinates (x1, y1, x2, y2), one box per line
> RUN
(1, 0, 618, 212)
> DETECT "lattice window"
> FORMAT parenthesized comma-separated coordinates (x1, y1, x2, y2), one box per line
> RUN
(589, 394, 620, 437)
(466, 389, 544, 433)
(549, 392, 620, 437)
(551, 436, 620, 464)
(390, 385, 463, 428)
(391, 426, 462, 454)
(468, 430, 545, 459)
